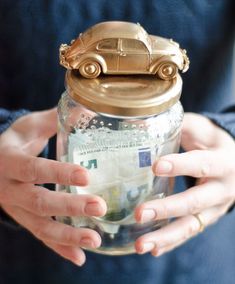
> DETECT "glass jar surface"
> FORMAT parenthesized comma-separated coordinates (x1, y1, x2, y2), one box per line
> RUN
(56, 75, 184, 255)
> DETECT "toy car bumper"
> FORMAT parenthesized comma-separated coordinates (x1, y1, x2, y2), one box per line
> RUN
(181, 49, 190, 73)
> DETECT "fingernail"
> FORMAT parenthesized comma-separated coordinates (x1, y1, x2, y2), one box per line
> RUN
(71, 170, 88, 185)
(85, 202, 103, 216)
(73, 258, 85, 266)
(140, 209, 156, 223)
(80, 237, 95, 248)
(155, 160, 172, 175)
(138, 242, 155, 254)
(151, 247, 159, 257)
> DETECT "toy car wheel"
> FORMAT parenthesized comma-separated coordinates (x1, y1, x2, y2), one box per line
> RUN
(79, 60, 101, 78)
(157, 62, 178, 80)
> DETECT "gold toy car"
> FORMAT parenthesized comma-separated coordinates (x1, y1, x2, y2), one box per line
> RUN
(59, 21, 189, 80)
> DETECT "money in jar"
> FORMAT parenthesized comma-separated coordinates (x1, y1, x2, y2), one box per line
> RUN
(56, 21, 188, 255)
(56, 72, 184, 255)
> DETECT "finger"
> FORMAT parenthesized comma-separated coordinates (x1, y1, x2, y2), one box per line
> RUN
(3, 205, 102, 248)
(43, 241, 86, 266)
(135, 215, 200, 255)
(135, 181, 229, 222)
(3, 150, 89, 185)
(135, 203, 229, 256)
(152, 150, 232, 178)
(5, 183, 107, 217)
(152, 239, 183, 257)
(152, 202, 231, 257)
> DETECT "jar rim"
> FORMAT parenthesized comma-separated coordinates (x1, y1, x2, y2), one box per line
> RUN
(65, 71, 182, 117)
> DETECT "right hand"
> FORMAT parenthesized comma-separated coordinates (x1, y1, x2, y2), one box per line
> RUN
(0, 108, 107, 266)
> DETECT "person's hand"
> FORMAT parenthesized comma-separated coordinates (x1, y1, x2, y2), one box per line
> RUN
(0, 109, 107, 266)
(134, 113, 235, 256)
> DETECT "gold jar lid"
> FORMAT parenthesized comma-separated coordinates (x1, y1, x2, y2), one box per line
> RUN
(66, 71, 182, 117)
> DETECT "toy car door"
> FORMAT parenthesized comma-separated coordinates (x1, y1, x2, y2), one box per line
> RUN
(118, 39, 150, 73)
(96, 39, 119, 72)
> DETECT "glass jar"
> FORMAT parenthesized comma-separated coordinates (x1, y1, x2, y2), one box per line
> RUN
(56, 71, 184, 255)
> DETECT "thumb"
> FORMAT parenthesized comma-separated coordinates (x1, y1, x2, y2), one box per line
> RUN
(20, 108, 57, 156)
(2, 108, 57, 154)
(181, 113, 216, 151)
(21, 136, 50, 156)
(34, 108, 58, 139)
(11, 108, 57, 141)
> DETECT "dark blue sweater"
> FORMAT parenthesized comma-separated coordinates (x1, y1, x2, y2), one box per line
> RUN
(0, 1, 235, 284)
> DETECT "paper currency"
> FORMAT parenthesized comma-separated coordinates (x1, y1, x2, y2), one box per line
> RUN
(68, 126, 158, 224)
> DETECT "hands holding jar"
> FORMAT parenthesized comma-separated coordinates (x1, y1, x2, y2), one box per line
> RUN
(135, 113, 235, 256)
(0, 109, 107, 266)
(0, 109, 235, 266)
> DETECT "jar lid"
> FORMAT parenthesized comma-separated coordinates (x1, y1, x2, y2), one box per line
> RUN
(66, 71, 182, 117)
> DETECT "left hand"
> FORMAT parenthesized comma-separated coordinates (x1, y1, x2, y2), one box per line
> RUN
(134, 113, 235, 257)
